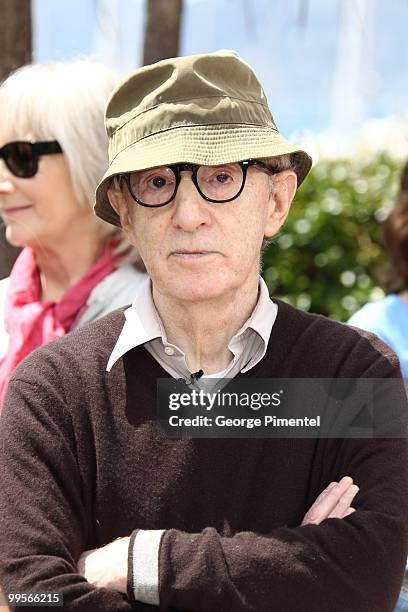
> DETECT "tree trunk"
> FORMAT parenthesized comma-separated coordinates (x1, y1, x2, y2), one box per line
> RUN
(143, 0, 183, 66)
(0, 0, 32, 77)
(0, 0, 32, 279)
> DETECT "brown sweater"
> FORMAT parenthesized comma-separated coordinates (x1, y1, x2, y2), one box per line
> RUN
(0, 299, 407, 611)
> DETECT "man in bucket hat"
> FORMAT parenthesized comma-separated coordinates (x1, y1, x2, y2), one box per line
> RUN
(0, 51, 407, 611)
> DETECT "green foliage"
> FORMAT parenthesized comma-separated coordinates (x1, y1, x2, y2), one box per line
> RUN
(261, 153, 403, 321)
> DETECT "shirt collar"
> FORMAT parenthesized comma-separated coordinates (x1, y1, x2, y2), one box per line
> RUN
(229, 277, 277, 372)
(107, 275, 276, 372)
(233, 276, 276, 343)
(107, 276, 162, 371)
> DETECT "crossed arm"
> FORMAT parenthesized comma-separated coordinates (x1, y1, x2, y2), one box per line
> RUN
(0, 373, 407, 611)
(78, 476, 360, 595)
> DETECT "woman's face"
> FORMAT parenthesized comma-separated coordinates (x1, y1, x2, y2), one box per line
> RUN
(0, 138, 97, 249)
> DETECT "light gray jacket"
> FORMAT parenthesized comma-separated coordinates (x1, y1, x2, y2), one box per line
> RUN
(0, 264, 146, 360)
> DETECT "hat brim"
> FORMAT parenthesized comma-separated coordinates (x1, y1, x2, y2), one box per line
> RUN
(94, 124, 312, 227)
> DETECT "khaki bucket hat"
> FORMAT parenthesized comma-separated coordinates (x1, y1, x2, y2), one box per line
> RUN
(95, 49, 312, 227)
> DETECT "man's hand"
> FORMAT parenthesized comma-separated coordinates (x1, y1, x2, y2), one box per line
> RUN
(77, 536, 130, 593)
(302, 476, 359, 526)
(77, 479, 357, 592)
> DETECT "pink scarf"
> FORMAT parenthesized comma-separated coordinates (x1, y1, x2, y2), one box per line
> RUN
(0, 243, 117, 408)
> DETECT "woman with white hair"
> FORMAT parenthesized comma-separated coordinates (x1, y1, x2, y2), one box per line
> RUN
(0, 60, 146, 407)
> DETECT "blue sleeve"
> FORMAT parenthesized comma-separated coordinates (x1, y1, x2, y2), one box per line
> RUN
(348, 304, 390, 344)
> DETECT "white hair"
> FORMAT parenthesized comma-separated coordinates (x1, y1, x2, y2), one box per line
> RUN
(0, 59, 144, 268)
(260, 153, 295, 174)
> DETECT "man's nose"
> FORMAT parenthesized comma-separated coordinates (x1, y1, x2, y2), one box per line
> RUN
(171, 173, 211, 231)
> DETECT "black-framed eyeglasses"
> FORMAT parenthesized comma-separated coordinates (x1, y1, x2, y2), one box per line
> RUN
(0, 141, 63, 178)
(122, 159, 276, 208)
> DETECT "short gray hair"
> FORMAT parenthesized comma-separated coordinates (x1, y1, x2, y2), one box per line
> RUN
(260, 153, 297, 175)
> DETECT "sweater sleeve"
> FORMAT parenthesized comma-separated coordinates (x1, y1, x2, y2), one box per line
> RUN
(0, 374, 143, 612)
(158, 437, 408, 612)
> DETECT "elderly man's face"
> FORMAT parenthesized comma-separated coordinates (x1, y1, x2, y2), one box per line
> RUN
(109, 164, 296, 303)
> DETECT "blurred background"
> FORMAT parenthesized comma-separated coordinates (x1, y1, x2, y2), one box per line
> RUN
(1, 0, 408, 320)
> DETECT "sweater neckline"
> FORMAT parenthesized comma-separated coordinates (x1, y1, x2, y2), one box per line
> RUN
(130, 298, 294, 381)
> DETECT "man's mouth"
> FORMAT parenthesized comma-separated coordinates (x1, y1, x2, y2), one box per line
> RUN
(171, 250, 216, 259)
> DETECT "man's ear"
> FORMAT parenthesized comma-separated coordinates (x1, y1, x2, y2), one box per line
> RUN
(264, 170, 297, 238)
(107, 188, 131, 231)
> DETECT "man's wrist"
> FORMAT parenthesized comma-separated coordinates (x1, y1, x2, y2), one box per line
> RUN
(77, 536, 130, 593)
(109, 536, 130, 593)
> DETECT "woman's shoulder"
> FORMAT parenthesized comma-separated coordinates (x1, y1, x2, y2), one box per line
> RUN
(75, 265, 147, 327)
(90, 264, 146, 304)
(347, 294, 408, 350)
(348, 295, 405, 327)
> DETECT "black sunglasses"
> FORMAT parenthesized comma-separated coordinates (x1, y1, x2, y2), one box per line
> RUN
(0, 140, 63, 178)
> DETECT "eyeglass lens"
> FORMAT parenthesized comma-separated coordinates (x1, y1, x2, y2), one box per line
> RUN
(128, 163, 245, 206)
(2, 142, 38, 178)
(0, 141, 62, 178)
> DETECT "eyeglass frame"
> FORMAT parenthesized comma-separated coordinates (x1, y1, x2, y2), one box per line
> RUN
(0, 140, 63, 178)
(121, 159, 278, 208)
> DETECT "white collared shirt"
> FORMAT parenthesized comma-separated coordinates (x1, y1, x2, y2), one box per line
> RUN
(107, 275, 278, 379)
